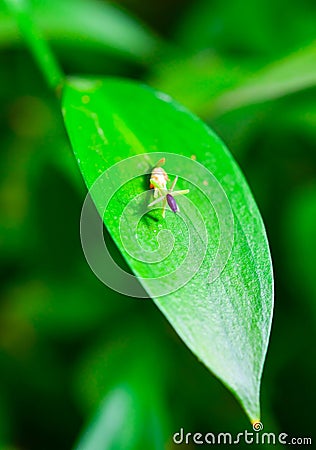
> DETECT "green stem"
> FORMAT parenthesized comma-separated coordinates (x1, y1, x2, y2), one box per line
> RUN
(4, 0, 64, 95)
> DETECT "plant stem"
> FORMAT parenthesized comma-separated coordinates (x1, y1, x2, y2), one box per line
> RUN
(5, 0, 64, 95)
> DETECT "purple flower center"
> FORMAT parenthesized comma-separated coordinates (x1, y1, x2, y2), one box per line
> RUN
(166, 194, 178, 213)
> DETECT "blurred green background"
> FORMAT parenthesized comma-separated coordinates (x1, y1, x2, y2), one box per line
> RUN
(0, 0, 315, 448)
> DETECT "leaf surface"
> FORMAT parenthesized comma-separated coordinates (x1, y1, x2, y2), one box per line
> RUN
(62, 77, 273, 421)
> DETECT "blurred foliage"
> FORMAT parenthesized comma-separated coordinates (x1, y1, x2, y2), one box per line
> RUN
(0, 0, 315, 449)
(174, 0, 316, 58)
(0, 0, 160, 67)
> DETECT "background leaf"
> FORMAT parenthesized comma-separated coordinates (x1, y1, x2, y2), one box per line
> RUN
(151, 43, 316, 118)
(73, 324, 169, 450)
(0, 0, 159, 64)
(175, 0, 316, 58)
(62, 77, 274, 421)
(283, 184, 316, 317)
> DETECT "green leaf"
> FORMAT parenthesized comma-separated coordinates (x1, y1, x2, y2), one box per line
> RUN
(150, 52, 246, 115)
(74, 387, 144, 450)
(283, 184, 316, 319)
(151, 43, 316, 119)
(0, 0, 158, 63)
(62, 77, 273, 421)
(175, 0, 316, 58)
(211, 43, 316, 116)
(73, 325, 169, 450)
